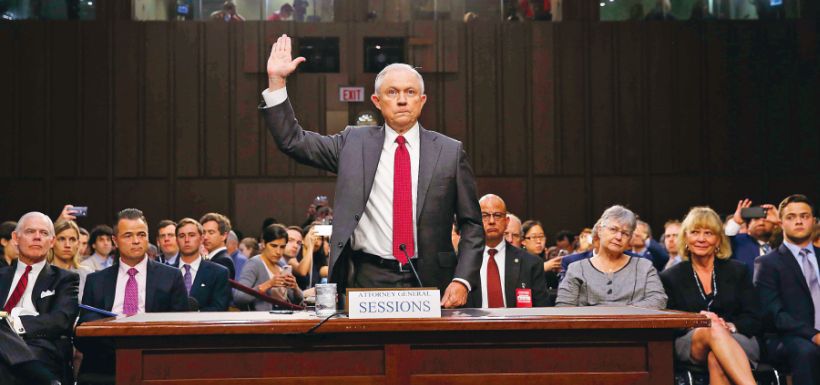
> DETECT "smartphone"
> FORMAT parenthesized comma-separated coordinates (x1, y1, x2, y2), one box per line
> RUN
(741, 207, 766, 219)
(282, 265, 293, 276)
(269, 309, 294, 314)
(70, 206, 88, 217)
(314, 224, 332, 237)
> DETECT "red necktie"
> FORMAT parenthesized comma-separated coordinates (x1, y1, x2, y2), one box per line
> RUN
(393, 135, 414, 264)
(3, 265, 32, 312)
(486, 249, 503, 308)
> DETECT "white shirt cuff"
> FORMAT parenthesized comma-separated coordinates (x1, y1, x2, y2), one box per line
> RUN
(453, 278, 471, 292)
(262, 87, 288, 108)
(724, 219, 741, 236)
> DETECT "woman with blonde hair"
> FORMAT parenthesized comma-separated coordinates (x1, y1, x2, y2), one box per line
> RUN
(48, 220, 93, 300)
(660, 207, 760, 385)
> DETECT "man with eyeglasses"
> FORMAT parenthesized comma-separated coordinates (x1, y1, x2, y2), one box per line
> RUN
(466, 195, 548, 308)
(504, 213, 523, 248)
(260, 35, 484, 308)
(156, 220, 179, 265)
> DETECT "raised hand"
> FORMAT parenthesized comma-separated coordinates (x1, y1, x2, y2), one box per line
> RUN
(760, 204, 781, 226)
(266, 34, 306, 90)
(732, 199, 752, 225)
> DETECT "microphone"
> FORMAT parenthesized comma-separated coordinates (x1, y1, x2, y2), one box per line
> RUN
(399, 244, 424, 288)
(188, 296, 200, 311)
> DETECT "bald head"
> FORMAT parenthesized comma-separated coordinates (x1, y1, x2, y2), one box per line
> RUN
(479, 194, 508, 247)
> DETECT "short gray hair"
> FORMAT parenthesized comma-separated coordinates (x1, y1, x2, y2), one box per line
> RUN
(15, 212, 55, 237)
(592, 205, 637, 237)
(373, 63, 425, 95)
(227, 230, 238, 243)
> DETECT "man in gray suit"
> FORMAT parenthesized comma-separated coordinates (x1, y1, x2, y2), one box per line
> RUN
(260, 34, 484, 308)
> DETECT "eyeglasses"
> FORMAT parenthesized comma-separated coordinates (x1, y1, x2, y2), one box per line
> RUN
(604, 226, 632, 238)
(481, 212, 507, 221)
(524, 234, 545, 241)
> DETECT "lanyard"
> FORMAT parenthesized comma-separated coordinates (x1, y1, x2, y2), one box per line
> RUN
(693, 267, 717, 312)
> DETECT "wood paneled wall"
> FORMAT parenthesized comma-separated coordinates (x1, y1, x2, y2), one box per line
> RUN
(0, 20, 817, 240)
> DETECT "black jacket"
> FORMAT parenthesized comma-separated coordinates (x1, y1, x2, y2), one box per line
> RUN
(466, 244, 551, 308)
(661, 258, 762, 337)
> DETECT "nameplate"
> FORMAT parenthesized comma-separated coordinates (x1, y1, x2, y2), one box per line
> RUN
(347, 288, 441, 319)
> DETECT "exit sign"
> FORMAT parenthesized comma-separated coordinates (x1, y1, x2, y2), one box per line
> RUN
(339, 86, 365, 102)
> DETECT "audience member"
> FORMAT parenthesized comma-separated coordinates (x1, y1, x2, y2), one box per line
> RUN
(287, 225, 327, 289)
(661, 207, 760, 385)
(80, 225, 114, 272)
(78, 227, 90, 257)
(267, 3, 293, 21)
(0, 212, 79, 383)
(726, 214, 748, 234)
(466, 195, 548, 308)
(755, 194, 820, 384)
(234, 224, 303, 310)
(663, 220, 682, 270)
(239, 237, 259, 259)
(576, 227, 593, 253)
(175, 218, 231, 311)
(300, 196, 328, 228)
(1, 221, 18, 267)
(547, 230, 575, 259)
(210, 1, 245, 22)
(504, 213, 523, 248)
(726, 199, 781, 274)
(198, 213, 237, 280)
(47, 220, 93, 301)
(630, 220, 670, 272)
(556, 205, 666, 309)
(77, 209, 188, 376)
(226, 230, 246, 280)
(522, 220, 560, 289)
(156, 220, 179, 265)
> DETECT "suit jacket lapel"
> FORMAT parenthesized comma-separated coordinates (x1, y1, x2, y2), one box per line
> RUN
(415, 127, 442, 222)
(31, 264, 55, 312)
(504, 249, 521, 307)
(145, 260, 158, 311)
(0, 261, 16, 305)
(102, 266, 118, 311)
(362, 126, 384, 208)
(190, 263, 205, 297)
(779, 244, 812, 295)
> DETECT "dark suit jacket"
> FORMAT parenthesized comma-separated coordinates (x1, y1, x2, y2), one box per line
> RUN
(646, 238, 670, 273)
(0, 261, 79, 374)
(754, 244, 820, 340)
(262, 99, 485, 294)
(729, 233, 765, 274)
(76, 258, 188, 375)
(661, 258, 762, 338)
(466, 245, 550, 308)
(187, 259, 231, 311)
(170, 249, 236, 287)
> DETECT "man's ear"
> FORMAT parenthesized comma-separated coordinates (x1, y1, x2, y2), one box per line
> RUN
(370, 94, 382, 111)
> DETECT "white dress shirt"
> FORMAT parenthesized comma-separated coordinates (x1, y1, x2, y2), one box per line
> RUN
(179, 255, 202, 284)
(112, 257, 148, 315)
(480, 241, 507, 308)
(4, 259, 47, 314)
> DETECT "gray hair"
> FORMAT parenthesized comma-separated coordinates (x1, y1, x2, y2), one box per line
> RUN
(506, 213, 522, 225)
(227, 230, 238, 243)
(592, 205, 637, 237)
(373, 63, 425, 95)
(15, 212, 55, 237)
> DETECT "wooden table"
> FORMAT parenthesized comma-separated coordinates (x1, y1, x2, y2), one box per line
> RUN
(75, 307, 708, 385)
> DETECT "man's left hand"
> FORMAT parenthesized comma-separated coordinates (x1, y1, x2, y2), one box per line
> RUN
(440, 281, 468, 308)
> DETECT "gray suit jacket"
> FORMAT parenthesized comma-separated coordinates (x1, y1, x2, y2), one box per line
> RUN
(261, 99, 485, 294)
(233, 256, 303, 310)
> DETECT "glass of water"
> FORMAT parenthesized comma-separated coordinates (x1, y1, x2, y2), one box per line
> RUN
(315, 283, 337, 317)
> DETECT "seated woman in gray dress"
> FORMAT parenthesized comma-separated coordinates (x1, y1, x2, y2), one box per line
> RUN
(556, 205, 667, 309)
(233, 224, 303, 310)
(660, 207, 759, 385)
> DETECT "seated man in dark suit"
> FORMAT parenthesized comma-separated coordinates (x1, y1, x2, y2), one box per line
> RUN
(727, 198, 781, 274)
(175, 218, 231, 311)
(629, 220, 669, 273)
(466, 195, 548, 308)
(0, 212, 79, 384)
(755, 194, 820, 384)
(0, 320, 59, 385)
(76, 208, 188, 376)
(198, 213, 236, 279)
